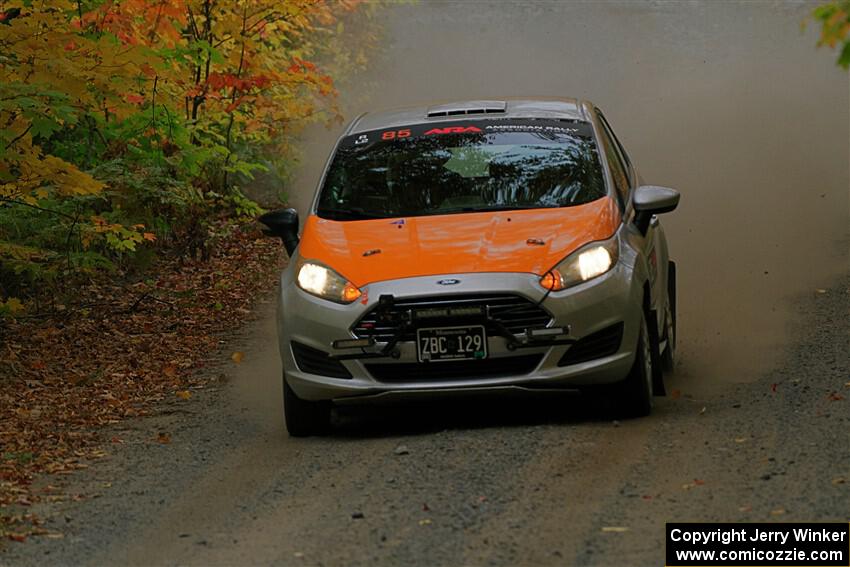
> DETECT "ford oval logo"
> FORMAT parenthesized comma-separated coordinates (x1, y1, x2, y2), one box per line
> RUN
(436, 279, 461, 286)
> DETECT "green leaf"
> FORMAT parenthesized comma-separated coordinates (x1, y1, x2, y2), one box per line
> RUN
(839, 41, 850, 68)
(30, 116, 60, 140)
(812, 4, 837, 20)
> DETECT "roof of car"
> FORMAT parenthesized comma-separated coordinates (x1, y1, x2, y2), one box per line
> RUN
(346, 97, 594, 135)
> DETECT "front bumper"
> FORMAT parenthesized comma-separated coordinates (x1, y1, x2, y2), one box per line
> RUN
(277, 262, 644, 402)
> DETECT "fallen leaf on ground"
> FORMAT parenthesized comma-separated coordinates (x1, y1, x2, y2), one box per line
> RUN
(827, 392, 844, 401)
(699, 406, 706, 415)
(156, 432, 171, 444)
(176, 390, 192, 400)
(771, 383, 778, 393)
(738, 505, 752, 512)
(831, 477, 846, 485)
(0, 222, 283, 533)
(770, 508, 786, 516)
(601, 526, 629, 533)
(682, 479, 705, 490)
(231, 351, 245, 364)
(419, 518, 432, 526)
(734, 437, 747, 443)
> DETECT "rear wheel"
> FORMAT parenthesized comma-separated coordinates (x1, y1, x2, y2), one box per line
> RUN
(283, 374, 331, 437)
(613, 309, 654, 418)
(661, 261, 677, 373)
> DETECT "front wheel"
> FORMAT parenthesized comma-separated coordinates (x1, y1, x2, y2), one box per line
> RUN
(613, 310, 654, 418)
(283, 374, 331, 437)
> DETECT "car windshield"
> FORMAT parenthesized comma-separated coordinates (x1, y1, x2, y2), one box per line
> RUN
(316, 119, 606, 220)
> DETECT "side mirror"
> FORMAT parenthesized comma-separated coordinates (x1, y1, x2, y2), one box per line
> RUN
(633, 185, 680, 235)
(259, 208, 299, 256)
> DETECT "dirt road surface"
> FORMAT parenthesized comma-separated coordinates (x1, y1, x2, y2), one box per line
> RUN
(4, 2, 849, 566)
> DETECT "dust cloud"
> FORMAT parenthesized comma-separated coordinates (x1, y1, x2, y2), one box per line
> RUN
(287, 1, 848, 391)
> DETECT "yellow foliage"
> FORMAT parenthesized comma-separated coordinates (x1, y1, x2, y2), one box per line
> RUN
(0, 145, 105, 204)
(0, 297, 25, 314)
(0, 0, 375, 296)
(0, 0, 368, 208)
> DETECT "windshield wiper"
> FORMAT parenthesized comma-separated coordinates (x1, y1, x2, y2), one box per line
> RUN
(430, 204, 563, 215)
(317, 207, 390, 220)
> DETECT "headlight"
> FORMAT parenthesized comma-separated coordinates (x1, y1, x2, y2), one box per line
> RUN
(540, 236, 619, 291)
(296, 260, 361, 304)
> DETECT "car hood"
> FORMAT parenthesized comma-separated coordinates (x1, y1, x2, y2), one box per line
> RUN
(297, 197, 620, 288)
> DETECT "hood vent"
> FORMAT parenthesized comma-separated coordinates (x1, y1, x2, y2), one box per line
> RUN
(426, 100, 507, 118)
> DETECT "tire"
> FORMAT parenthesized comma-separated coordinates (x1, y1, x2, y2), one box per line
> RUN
(661, 261, 677, 373)
(648, 307, 665, 396)
(613, 309, 654, 418)
(283, 374, 331, 437)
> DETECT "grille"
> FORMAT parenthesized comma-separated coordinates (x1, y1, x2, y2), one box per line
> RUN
(557, 322, 624, 366)
(290, 341, 352, 379)
(365, 354, 543, 382)
(352, 294, 552, 342)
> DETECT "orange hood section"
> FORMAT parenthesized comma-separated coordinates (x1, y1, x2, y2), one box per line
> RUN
(298, 197, 620, 288)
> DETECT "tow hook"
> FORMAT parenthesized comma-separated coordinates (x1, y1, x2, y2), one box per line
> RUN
(506, 326, 574, 350)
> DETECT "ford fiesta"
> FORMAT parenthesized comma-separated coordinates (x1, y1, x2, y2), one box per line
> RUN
(260, 98, 680, 436)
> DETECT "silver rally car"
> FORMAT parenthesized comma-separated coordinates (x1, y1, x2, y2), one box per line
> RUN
(260, 98, 680, 436)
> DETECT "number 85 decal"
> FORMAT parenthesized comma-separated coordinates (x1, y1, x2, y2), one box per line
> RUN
(382, 129, 411, 140)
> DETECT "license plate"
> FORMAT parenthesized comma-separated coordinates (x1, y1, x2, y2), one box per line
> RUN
(416, 325, 487, 362)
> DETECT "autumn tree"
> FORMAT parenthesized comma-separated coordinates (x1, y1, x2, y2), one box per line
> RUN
(0, 0, 371, 312)
(812, 1, 850, 68)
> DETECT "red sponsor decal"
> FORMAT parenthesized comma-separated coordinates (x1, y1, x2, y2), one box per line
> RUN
(381, 129, 411, 140)
(424, 126, 483, 135)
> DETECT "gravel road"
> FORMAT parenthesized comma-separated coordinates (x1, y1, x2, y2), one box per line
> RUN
(3, 276, 848, 567)
(4, 2, 850, 566)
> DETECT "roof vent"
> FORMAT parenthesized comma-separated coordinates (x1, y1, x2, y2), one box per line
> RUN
(426, 100, 507, 118)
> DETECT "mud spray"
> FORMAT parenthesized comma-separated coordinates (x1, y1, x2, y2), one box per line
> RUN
(286, 1, 848, 394)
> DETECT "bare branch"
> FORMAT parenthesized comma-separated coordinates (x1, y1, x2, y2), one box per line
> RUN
(4, 124, 32, 150)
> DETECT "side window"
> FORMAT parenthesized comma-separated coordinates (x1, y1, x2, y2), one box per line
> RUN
(595, 113, 630, 210)
(598, 112, 633, 174)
